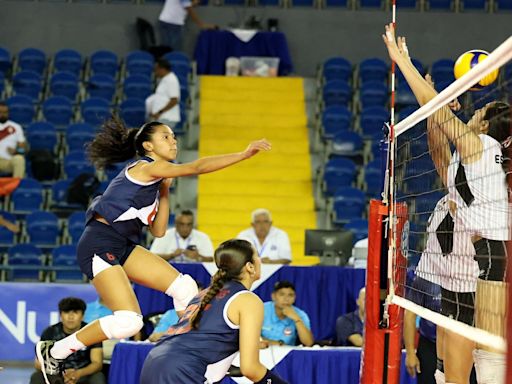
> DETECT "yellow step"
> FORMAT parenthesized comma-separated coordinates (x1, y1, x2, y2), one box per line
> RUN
(201, 101, 305, 116)
(199, 166, 312, 182)
(199, 225, 309, 243)
(201, 88, 304, 103)
(198, 180, 313, 197)
(198, 195, 314, 211)
(200, 114, 307, 128)
(196, 154, 311, 169)
(199, 126, 308, 141)
(198, 209, 317, 228)
(199, 140, 310, 156)
(200, 76, 304, 92)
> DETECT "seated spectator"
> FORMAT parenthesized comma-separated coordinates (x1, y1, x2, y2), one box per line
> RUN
(261, 281, 314, 347)
(0, 214, 19, 233)
(31, 297, 105, 384)
(237, 208, 292, 264)
(145, 59, 180, 127)
(150, 209, 214, 262)
(0, 102, 26, 178)
(335, 287, 365, 347)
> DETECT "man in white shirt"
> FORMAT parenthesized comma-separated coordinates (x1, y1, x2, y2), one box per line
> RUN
(145, 59, 181, 127)
(0, 102, 26, 178)
(237, 208, 292, 264)
(158, 0, 215, 51)
(150, 209, 214, 263)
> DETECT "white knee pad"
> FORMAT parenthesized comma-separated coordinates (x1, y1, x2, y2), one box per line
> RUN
(165, 274, 199, 311)
(434, 369, 445, 384)
(473, 349, 506, 384)
(99, 310, 143, 339)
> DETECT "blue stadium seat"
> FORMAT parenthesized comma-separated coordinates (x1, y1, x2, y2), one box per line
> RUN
(25, 122, 58, 153)
(50, 72, 80, 101)
(323, 80, 352, 107)
(371, 140, 383, 161)
(360, 81, 388, 108)
(173, 109, 188, 136)
(496, 0, 512, 9)
(364, 160, 383, 198)
(7, 244, 43, 281)
(87, 74, 116, 101)
(359, 58, 388, 84)
(66, 123, 96, 152)
(90, 50, 118, 77)
(6, 95, 35, 125)
(81, 97, 111, 126)
(396, 0, 418, 6)
(398, 106, 418, 122)
(42, 96, 73, 127)
(344, 218, 369, 243)
(12, 71, 42, 101)
(10, 178, 44, 214)
(462, 0, 486, 9)
(26, 211, 59, 247)
(64, 151, 95, 179)
(163, 51, 191, 67)
(330, 131, 364, 158)
(258, 0, 280, 4)
(50, 179, 83, 211)
(54, 49, 83, 76)
(323, 57, 352, 83)
(0, 47, 11, 76)
(105, 161, 128, 181)
(0, 211, 17, 249)
(68, 212, 86, 244)
(404, 161, 437, 194)
(51, 244, 83, 282)
(332, 187, 366, 225)
(323, 157, 357, 196)
(360, 0, 382, 7)
(120, 98, 146, 127)
(396, 82, 418, 108)
(428, 0, 452, 8)
(171, 62, 190, 87)
(18, 48, 46, 75)
(434, 80, 452, 93)
(123, 75, 152, 100)
(180, 84, 189, 105)
(431, 59, 455, 83)
(360, 106, 388, 139)
(471, 85, 498, 109)
(321, 106, 351, 140)
(125, 50, 155, 78)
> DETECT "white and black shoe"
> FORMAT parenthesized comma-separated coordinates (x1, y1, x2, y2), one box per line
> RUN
(35, 340, 63, 384)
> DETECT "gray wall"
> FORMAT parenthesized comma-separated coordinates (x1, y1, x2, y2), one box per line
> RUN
(1, 0, 511, 76)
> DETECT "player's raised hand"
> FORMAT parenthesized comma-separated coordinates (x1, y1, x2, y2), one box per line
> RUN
(382, 23, 409, 64)
(242, 139, 272, 159)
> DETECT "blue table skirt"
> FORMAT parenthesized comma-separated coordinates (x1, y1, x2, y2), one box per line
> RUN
(109, 342, 417, 384)
(133, 265, 366, 341)
(194, 30, 293, 76)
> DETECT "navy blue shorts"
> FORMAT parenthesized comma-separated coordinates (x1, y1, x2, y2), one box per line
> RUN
(77, 220, 136, 280)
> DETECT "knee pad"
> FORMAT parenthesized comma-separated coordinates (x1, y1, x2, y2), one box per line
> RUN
(166, 274, 199, 311)
(473, 349, 506, 384)
(435, 369, 446, 384)
(99, 310, 143, 339)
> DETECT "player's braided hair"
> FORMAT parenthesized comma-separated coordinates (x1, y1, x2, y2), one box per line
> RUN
(87, 116, 164, 168)
(190, 239, 254, 330)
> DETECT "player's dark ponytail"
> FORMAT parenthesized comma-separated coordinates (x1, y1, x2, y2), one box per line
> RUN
(484, 102, 512, 186)
(190, 239, 255, 329)
(87, 117, 164, 168)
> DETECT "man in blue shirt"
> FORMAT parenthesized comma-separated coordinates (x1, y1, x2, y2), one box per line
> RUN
(335, 288, 365, 346)
(84, 298, 112, 324)
(261, 281, 314, 347)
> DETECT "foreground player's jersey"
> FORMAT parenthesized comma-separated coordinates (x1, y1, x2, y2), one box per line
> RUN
(158, 281, 252, 383)
(86, 156, 162, 243)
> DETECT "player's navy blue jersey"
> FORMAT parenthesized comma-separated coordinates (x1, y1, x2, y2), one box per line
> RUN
(140, 281, 251, 384)
(86, 156, 162, 244)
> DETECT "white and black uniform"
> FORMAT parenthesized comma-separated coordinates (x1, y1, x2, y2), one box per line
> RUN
(447, 134, 510, 282)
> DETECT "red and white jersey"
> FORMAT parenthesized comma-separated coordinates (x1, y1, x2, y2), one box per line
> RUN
(0, 120, 25, 160)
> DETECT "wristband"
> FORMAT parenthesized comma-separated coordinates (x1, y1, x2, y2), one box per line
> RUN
(254, 370, 289, 384)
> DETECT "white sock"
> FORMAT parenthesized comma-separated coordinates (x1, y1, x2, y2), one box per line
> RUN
(473, 349, 506, 384)
(435, 369, 446, 384)
(50, 333, 86, 360)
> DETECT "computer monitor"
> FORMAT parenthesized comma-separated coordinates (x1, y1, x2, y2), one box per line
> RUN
(304, 229, 353, 266)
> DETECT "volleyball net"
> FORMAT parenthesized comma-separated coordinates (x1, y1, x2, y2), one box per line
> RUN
(387, 34, 512, 378)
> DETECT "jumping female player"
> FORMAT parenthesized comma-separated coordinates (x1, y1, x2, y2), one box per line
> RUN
(140, 239, 289, 384)
(383, 24, 510, 384)
(36, 119, 271, 384)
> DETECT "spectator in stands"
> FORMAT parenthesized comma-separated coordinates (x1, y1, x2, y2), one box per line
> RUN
(261, 281, 314, 347)
(150, 209, 214, 262)
(158, 0, 215, 51)
(237, 208, 292, 264)
(31, 297, 105, 384)
(0, 102, 26, 178)
(335, 287, 365, 347)
(0, 214, 19, 233)
(145, 59, 180, 127)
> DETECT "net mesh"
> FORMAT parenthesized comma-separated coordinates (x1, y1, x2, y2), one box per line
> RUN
(390, 44, 512, 355)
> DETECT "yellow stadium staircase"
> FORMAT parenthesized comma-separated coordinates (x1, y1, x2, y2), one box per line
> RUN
(197, 76, 318, 265)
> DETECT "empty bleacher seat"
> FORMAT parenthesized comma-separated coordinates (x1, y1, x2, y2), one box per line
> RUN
(323, 57, 352, 83)
(323, 80, 352, 107)
(163, 51, 191, 67)
(359, 58, 388, 84)
(462, 0, 486, 9)
(496, 0, 512, 9)
(12, 71, 42, 101)
(428, 0, 452, 8)
(25, 122, 58, 153)
(323, 157, 357, 196)
(344, 218, 369, 243)
(360, 81, 388, 108)
(64, 150, 95, 179)
(81, 97, 111, 126)
(67, 212, 86, 244)
(10, 178, 44, 214)
(123, 75, 152, 100)
(6, 95, 35, 125)
(66, 123, 96, 152)
(359, 0, 382, 7)
(54, 49, 83, 76)
(329, 131, 364, 158)
(90, 50, 118, 77)
(120, 98, 146, 127)
(398, 106, 418, 122)
(105, 161, 128, 181)
(404, 161, 437, 194)
(396, 0, 418, 7)
(360, 106, 388, 139)
(321, 106, 351, 140)
(42, 96, 74, 127)
(325, 0, 348, 5)
(332, 187, 366, 225)
(18, 48, 46, 75)
(6, 244, 44, 281)
(0, 211, 17, 249)
(431, 59, 455, 83)
(51, 244, 83, 282)
(0, 47, 11, 77)
(26, 211, 60, 247)
(471, 85, 499, 109)
(87, 74, 116, 101)
(50, 179, 83, 211)
(363, 160, 383, 197)
(395, 82, 418, 108)
(125, 50, 155, 78)
(50, 71, 80, 101)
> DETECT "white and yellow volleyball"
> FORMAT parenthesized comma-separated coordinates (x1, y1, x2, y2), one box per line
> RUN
(454, 50, 498, 91)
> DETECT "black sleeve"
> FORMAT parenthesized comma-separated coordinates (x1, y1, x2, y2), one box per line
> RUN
(40, 326, 55, 341)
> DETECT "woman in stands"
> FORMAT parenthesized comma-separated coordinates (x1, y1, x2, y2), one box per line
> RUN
(383, 24, 510, 384)
(36, 118, 271, 384)
(140, 239, 288, 384)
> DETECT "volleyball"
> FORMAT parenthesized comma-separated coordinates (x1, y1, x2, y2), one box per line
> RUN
(453, 49, 499, 90)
